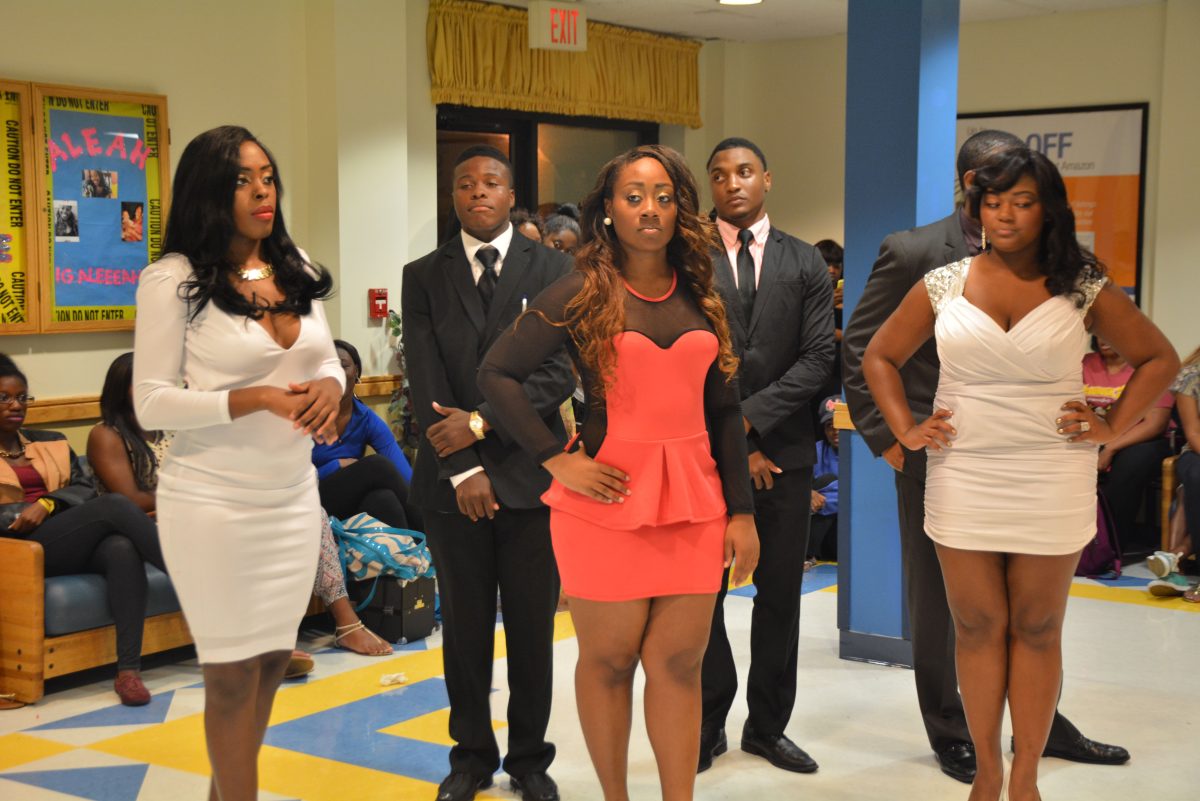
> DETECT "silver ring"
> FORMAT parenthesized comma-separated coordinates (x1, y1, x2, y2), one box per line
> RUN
(1079, 421, 1091, 433)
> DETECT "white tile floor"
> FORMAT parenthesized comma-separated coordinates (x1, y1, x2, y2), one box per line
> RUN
(2, 564, 1197, 801)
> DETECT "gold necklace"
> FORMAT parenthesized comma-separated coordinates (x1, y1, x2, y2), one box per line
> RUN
(237, 263, 275, 281)
(0, 441, 25, 459)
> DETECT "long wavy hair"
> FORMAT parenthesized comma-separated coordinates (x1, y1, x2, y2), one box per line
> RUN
(565, 145, 737, 396)
(967, 146, 1104, 305)
(99, 353, 160, 484)
(164, 125, 333, 320)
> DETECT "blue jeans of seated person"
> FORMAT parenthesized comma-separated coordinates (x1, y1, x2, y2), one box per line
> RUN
(21, 493, 164, 670)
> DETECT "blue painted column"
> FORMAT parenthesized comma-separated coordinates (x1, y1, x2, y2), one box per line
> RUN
(837, 0, 959, 666)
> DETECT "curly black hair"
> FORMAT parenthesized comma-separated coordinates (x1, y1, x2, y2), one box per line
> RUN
(966, 146, 1104, 305)
(163, 125, 333, 321)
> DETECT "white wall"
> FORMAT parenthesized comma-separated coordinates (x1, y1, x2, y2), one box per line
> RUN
(2, 0, 1196, 402)
(0, 0, 313, 396)
(1149, 0, 1200, 352)
(690, 1, 1197, 350)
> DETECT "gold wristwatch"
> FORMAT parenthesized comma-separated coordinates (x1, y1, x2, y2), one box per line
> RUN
(468, 410, 487, 441)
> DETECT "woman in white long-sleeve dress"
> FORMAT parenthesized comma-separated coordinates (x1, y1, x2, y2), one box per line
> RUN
(133, 126, 343, 801)
(864, 148, 1177, 801)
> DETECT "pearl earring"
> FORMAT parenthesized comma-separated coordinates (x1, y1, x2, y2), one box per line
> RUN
(981, 225, 988, 250)
(603, 216, 612, 226)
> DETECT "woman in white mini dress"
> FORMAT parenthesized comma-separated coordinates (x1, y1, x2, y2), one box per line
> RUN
(133, 126, 343, 801)
(864, 147, 1177, 801)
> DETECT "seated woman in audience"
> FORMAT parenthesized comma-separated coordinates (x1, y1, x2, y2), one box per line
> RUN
(541, 213, 581, 255)
(311, 340, 415, 654)
(88, 353, 172, 513)
(0, 354, 166, 706)
(511, 208, 543, 242)
(1084, 336, 1175, 555)
(1147, 346, 1200, 598)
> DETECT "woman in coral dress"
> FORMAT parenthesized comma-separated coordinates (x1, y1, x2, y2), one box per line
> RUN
(479, 145, 758, 801)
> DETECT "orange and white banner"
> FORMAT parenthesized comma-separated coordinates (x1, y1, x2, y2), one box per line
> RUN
(958, 105, 1146, 295)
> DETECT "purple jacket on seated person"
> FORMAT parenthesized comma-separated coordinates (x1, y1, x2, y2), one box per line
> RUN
(311, 397, 413, 483)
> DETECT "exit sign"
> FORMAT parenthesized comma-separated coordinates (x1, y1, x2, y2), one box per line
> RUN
(528, 1, 587, 51)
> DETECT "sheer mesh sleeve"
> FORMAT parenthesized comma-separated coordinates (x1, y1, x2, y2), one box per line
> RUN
(704, 360, 755, 516)
(478, 272, 583, 464)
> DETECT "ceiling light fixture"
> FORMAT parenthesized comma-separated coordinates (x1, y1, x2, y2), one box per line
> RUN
(718, 0, 763, 5)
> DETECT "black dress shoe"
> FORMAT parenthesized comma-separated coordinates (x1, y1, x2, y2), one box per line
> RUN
(435, 772, 492, 801)
(934, 742, 976, 784)
(740, 723, 818, 773)
(1020, 732, 1130, 765)
(697, 725, 728, 773)
(510, 772, 559, 801)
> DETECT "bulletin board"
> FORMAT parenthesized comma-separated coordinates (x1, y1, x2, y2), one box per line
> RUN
(33, 83, 170, 332)
(0, 81, 37, 333)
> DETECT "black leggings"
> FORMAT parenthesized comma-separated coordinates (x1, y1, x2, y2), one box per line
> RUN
(29, 493, 164, 671)
(1100, 437, 1172, 554)
(318, 454, 419, 531)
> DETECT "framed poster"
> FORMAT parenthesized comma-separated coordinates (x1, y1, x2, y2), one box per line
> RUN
(0, 80, 37, 333)
(32, 83, 169, 332)
(957, 104, 1147, 301)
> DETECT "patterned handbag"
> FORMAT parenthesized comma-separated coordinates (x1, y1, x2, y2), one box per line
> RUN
(331, 513, 435, 610)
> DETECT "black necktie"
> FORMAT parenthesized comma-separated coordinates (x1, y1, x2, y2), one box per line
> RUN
(476, 245, 499, 313)
(736, 228, 756, 321)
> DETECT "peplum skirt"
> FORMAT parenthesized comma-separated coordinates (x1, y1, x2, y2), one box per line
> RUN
(544, 431, 727, 601)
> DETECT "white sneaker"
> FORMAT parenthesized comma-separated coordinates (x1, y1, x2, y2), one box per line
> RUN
(1146, 551, 1179, 578)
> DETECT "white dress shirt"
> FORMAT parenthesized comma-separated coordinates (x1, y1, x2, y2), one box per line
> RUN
(451, 223, 514, 488)
(716, 213, 771, 289)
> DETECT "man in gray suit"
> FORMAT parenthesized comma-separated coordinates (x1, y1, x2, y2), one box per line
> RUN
(842, 129, 1130, 783)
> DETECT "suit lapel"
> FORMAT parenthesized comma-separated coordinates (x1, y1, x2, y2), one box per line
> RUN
(943, 212, 970, 266)
(747, 228, 783, 337)
(485, 235, 529, 336)
(712, 248, 747, 338)
(445, 239, 486, 335)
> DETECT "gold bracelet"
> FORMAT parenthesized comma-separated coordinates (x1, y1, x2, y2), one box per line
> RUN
(37, 497, 57, 514)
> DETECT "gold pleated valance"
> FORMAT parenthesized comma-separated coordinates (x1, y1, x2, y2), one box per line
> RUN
(427, 0, 702, 128)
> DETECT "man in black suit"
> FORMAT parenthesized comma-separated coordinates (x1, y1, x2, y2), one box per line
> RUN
(700, 137, 835, 775)
(842, 129, 1130, 784)
(401, 145, 574, 801)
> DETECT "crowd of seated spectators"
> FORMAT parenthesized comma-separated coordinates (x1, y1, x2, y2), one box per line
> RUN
(511, 203, 582, 255)
(1, 340, 419, 706)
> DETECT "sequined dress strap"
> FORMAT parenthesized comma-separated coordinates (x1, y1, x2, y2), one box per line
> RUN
(1076, 272, 1108, 315)
(923, 258, 971, 315)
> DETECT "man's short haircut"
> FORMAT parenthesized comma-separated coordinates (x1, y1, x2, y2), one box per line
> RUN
(707, 137, 768, 171)
(956, 129, 1023, 188)
(454, 145, 514, 182)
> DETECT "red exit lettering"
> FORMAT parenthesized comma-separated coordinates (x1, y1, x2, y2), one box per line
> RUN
(550, 7, 578, 45)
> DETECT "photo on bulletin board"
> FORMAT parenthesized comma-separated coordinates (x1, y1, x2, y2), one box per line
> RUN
(0, 80, 38, 333)
(957, 103, 1148, 302)
(33, 83, 169, 332)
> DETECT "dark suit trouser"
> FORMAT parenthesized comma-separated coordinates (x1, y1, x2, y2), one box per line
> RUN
(895, 471, 1081, 753)
(424, 506, 559, 778)
(703, 467, 812, 735)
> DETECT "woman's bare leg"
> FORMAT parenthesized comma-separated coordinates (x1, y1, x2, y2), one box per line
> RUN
(567, 597, 651, 801)
(935, 545, 1010, 801)
(1005, 552, 1080, 801)
(639, 594, 717, 801)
